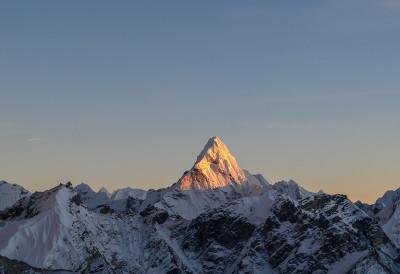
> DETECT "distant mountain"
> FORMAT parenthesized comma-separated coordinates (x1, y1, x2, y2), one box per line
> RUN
(271, 180, 314, 201)
(111, 187, 147, 201)
(98, 186, 111, 198)
(357, 188, 400, 249)
(75, 183, 110, 209)
(0, 137, 399, 273)
(0, 181, 30, 210)
(75, 183, 137, 213)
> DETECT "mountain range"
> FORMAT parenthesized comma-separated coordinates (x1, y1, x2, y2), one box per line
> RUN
(0, 136, 399, 274)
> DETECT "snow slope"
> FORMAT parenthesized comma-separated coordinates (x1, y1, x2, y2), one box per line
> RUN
(0, 185, 87, 269)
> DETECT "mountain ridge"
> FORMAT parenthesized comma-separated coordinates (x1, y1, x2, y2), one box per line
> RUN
(1, 136, 400, 273)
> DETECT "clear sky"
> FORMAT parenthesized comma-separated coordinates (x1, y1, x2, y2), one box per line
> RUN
(1, 1, 399, 203)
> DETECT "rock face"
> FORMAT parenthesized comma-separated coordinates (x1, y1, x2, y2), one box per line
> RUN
(0, 137, 400, 274)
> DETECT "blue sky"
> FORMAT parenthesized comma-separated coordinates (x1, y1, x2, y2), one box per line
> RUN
(1, 1, 399, 202)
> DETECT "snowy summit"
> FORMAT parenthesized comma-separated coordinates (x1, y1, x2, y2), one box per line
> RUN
(178, 136, 246, 190)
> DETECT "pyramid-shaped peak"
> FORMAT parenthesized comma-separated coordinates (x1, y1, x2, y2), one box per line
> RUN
(195, 136, 231, 163)
(99, 187, 109, 193)
(178, 136, 246, 190)
(98, 186, 111, 198)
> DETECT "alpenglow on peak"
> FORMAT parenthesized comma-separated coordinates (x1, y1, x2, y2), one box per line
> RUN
(178, 136, 246, 190)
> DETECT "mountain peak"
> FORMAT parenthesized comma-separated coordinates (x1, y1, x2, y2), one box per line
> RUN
(195, 136, 226, 162)
(99, 186, 110, 195)
(75, 183, 94, 193)
(178, 136, 246, 190)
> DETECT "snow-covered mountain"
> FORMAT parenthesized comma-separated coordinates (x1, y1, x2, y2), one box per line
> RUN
(1, 183, 399, 273)
(98, 186, 111, 198)
(75, 183, 110, 209)
(111, 187, 147, 201)
(0, 136, 400, 273)
(0, 181, 30, 210)
(271, 180, 314, 201)
(178, 136, 248, 190)
(75, 183, 136, 213)
(357, 188, 400, 249)
(154, 136, 270, 219)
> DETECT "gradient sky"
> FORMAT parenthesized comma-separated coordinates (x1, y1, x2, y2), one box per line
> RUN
(1, 1, 399, 203)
